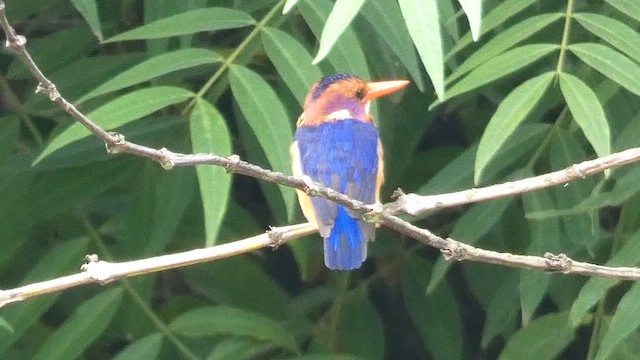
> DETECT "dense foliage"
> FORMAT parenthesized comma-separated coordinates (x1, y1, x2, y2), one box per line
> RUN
(2, 0, 640, 359)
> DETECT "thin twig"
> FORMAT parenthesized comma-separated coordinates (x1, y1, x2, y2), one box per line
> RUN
(1, 0, 640, 311)
(0, 223, 317, 308)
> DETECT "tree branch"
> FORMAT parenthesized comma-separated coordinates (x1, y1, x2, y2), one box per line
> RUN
(0, 223, 317, 308)
(1, 0, 639, 310)
(384, 148, 640, 216)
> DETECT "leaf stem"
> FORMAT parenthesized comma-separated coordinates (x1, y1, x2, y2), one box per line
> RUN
(183, 0, 285, 114)
(556, 0, 575, 75)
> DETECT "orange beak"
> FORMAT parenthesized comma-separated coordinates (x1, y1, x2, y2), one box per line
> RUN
(365, 80, 410, 101)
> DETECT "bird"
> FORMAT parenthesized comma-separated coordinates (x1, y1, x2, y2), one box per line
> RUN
(290, 74, 409, 270)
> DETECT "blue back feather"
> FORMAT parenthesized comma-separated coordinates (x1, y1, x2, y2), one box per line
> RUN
(295, 119, 379, 270)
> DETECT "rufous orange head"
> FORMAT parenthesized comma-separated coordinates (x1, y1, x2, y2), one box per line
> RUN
(297, 74, 409, 127)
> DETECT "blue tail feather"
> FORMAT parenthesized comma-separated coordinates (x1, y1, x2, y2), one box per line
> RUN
(324, 206, 367, 270)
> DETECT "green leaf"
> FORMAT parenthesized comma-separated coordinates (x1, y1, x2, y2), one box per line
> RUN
(482, 272, 520, 347)
(605, 0, 640, 24)
(142, 0, 179, 54)
(0, 319, 12, 334)
(313, 0, 366, 64)
(449, 13, 562, 84)
(70, 0, 103, 41)
(428, 198, 512, 292)
(24, 53, 145, 107)
(33, 287, 124, 360)
(104, 8, 255, 43)
(0, 171, 36, 267)
(145, 167, 196, 255)
(575, 13, 640, 65)
(298, 0, 371, 80)
(283, 0, 300, 14)
(498, 312, 574, 360)
(284, 355, 365, 360)
(404, 257, 463, 360)
(181, 256, 290, 320)
(0, 238, 89, 353)
(360, 0, 426, 91)
(34, 116, 182, 171)
(445, 44, 559, 103)
(569, 43, 640, 97)
(398, 0, 445, 100)
(113, 333, 163, 360)
(79, 48, 222, 103)
(480, 124, 550, 183)
(0, 116, 20, 161)
(528, 164, 640, 219)
(457, 0, 482, 41)
(229, 65, 296, 221)
(207, 338, 276, 360)
(521, 191, 560, 324)
(549, 131, 598, 247)
(474, 72, 554, 184)
(596, 282, 640, 360)
(29, 161, 132, 222)
(336, 293, 385, 360)
(415, 144, 476, 196)
(569, 229, 640, 327)
(35, 86, 194, 163)
(588, 168, 640, 208)
(235, 113, 291, 224)
(261, 27, 322, 103)
(190, 99, 232, 246)
(7, 27, 96, 80)
(169, 306, 298, 352)
(558, 72, 611, 158)
(448, 0, 538, 57)
(438, 0, 459, 43)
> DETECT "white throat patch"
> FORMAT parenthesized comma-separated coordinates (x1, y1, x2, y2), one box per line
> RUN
(325, 109, 353, 121)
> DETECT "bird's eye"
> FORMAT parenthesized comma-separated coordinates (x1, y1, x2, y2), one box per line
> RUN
(355, 89, 365, 100)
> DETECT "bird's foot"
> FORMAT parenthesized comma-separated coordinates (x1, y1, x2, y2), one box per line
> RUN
(363, 203, 384, 225)
(301, 175, 319, 196)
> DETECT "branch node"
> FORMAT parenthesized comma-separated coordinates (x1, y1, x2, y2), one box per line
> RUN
(571, 165, 587, 179)
(105, 132, 126, 154)
(544, 252, 572, 273)
(158, 148, 175, 170)
(84, 254, 99, 263)
(225, 154, 241, 173)
(81, 254, 115, 285)
(267, 226, 283, 250)
(441, 241, 466, 261)
(5, 33, 25, 50)
(35, 82, 60, 101)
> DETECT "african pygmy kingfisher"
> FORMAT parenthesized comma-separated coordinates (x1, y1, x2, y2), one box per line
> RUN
(291, 74, 409, 270)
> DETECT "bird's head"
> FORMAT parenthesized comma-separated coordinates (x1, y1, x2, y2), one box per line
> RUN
(297, 74, 409, 126)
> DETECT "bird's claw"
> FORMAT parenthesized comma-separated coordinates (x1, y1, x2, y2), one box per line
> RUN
(301, 175, 319, 196)
(363, 203, 384, 224)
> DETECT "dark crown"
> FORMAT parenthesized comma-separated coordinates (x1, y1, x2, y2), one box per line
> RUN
(311, 74, 356, 99)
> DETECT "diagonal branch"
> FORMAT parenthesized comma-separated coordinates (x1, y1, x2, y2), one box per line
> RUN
(1, 0, 640, 310)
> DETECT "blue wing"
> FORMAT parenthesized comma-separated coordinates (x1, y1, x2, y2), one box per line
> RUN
(294, 119, 380, 270)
